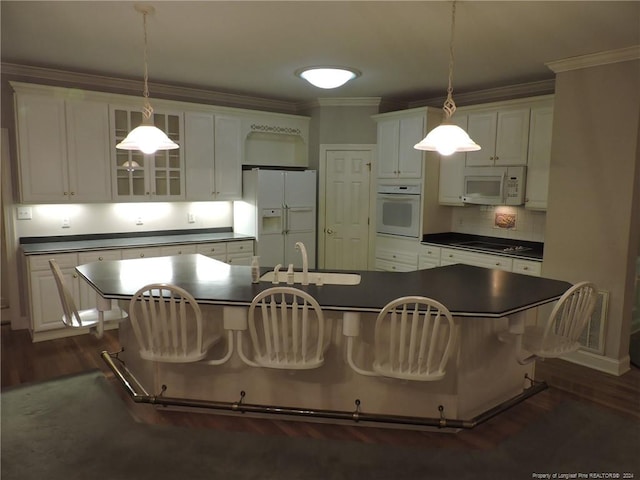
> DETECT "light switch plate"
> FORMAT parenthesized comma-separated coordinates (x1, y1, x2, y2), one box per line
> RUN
(17, 207, 32, 220)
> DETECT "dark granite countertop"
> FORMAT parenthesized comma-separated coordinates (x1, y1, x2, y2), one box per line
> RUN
(421, 232, 543, 261)
(20, 228, 254, 255)
(76, 254, 570, 318)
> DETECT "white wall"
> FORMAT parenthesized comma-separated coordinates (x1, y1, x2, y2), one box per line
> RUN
(13, 201, 233, 238)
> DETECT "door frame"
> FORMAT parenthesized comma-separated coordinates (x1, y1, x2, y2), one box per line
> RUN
(318, 144, 376, 269)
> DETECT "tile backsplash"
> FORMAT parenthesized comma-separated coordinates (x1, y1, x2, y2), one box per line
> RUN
(452, 205, 546, 242)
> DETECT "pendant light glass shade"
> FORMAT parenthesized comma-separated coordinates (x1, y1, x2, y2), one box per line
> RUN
(297, 67, 360, 89)
(414, 122, 480, 156)
(414, 1, 480, 156)
(116, 5, 179, 155)
(116, 124, 179, 155)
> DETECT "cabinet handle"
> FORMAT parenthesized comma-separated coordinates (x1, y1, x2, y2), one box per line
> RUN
(523, 266, 529, 270)
(448, 254, 453, 258)
(73, 273, 78, 278)
(70, 192, 75, 196)
(140, 253, 145, 258)
(98, 256, 104, 261)
(64, 192, 69, 196)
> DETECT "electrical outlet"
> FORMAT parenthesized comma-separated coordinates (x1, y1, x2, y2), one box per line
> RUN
(62, 217, 70, 228)
(136, 217, 144, 225)
(17, 207, 32, 220)
(188, 212, 196, 224)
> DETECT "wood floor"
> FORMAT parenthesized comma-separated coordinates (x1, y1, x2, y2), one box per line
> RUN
(2, 324, 639, 450)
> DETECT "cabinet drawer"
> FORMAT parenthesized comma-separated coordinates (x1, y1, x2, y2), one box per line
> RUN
(227, 240, 254, 255)
(227, 253, 253, 266)
(121, 247, 162, 259)
(28, 252, 78, 271)
(418, 255, 440, 269)
(375, 248, 417, 267)
(441, 248, 513, 271)
(159, 245, 197, 256)
(419, 244, 441, 260)
(196, 242, 228, 257)
(375, 258, 417, 272)
(512, 259, 542, 276)
(78, 250, 122, 264)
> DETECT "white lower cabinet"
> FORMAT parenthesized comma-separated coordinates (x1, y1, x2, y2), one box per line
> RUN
(28, 253, 79, 336)
(25, 239, 255, 341)
(375, 249, 418, 272)
(226, 240, 254, 265)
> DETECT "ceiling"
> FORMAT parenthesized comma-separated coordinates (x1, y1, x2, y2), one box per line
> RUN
(2, 1, 639, 107)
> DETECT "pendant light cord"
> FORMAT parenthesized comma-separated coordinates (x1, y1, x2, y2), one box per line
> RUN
(443, 0, 457, 120)
(141, 10, 154, 121)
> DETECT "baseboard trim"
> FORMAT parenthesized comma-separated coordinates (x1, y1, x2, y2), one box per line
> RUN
(560, 350, 631, 376)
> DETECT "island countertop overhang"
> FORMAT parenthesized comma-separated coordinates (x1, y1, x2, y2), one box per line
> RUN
(75, 254, 571, 318)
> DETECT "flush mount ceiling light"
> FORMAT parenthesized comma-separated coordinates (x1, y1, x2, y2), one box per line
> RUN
(414, 1, 480, 156)
(116, 4, 179, 155)
(296, 67, 360, 89)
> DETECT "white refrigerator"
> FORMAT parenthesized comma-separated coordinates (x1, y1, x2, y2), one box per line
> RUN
(234, 168, 317, 269)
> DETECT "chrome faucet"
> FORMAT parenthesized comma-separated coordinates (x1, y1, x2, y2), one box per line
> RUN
(295, 242, 309, 285)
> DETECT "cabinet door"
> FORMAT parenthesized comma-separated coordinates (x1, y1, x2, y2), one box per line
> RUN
(150, 111, 184, 200)
(214, 115, 243, 200)
(16, 93, 69, 202)
(397, 115, 424, 178)
(66, 100, 112, 202)
(377, 120, 400, 178)
(438, 114, 467, 205)
(465, 111, 497, 166)
(184, 111, 215, 201)
(112, 107, 150, 200)
(28, 253, 78, 332)
(494, 108, 530, 166)
(525, 104, 553, 210)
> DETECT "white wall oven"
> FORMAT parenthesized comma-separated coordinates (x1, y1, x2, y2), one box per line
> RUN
(376, 183, 421, 238)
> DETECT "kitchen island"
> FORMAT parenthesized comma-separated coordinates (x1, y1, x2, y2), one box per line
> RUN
(77, 254, 571, 428)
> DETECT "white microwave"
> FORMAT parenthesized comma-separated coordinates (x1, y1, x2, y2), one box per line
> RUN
(462, 166, 526, 206)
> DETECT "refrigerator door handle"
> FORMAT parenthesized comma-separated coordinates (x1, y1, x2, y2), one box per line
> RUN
(283, 204, 289, 234)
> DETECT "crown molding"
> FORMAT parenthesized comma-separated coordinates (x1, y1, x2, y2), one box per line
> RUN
(546, 45, 640, 74)
(296, 97, 383, 111)
(0, 63, 299, 114)
(407, 79, 556, 109)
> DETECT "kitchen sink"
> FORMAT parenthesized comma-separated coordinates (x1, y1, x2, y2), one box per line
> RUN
(259, 271, 361, 285)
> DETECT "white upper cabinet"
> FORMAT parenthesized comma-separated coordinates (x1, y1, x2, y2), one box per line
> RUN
(14, 84, 112, 203)
(525, 102, 554, 210)
(376, 113, 425, 179)
(214, 115, 243, 200)
(466, 107, 530, 166)
(184, 112, 242, 201)
(438, 114, 468, 205)
(111, 106, 185, 201)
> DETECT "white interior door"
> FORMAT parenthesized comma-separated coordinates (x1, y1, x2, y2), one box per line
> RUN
(322, 148, 372, 270)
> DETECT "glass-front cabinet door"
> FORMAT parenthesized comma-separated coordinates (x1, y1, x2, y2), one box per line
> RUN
(111, 106, 184, 201)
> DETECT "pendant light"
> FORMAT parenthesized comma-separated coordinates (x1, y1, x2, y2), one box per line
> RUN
(414, 1, 480, 156)
(116, 5, 179, 155)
